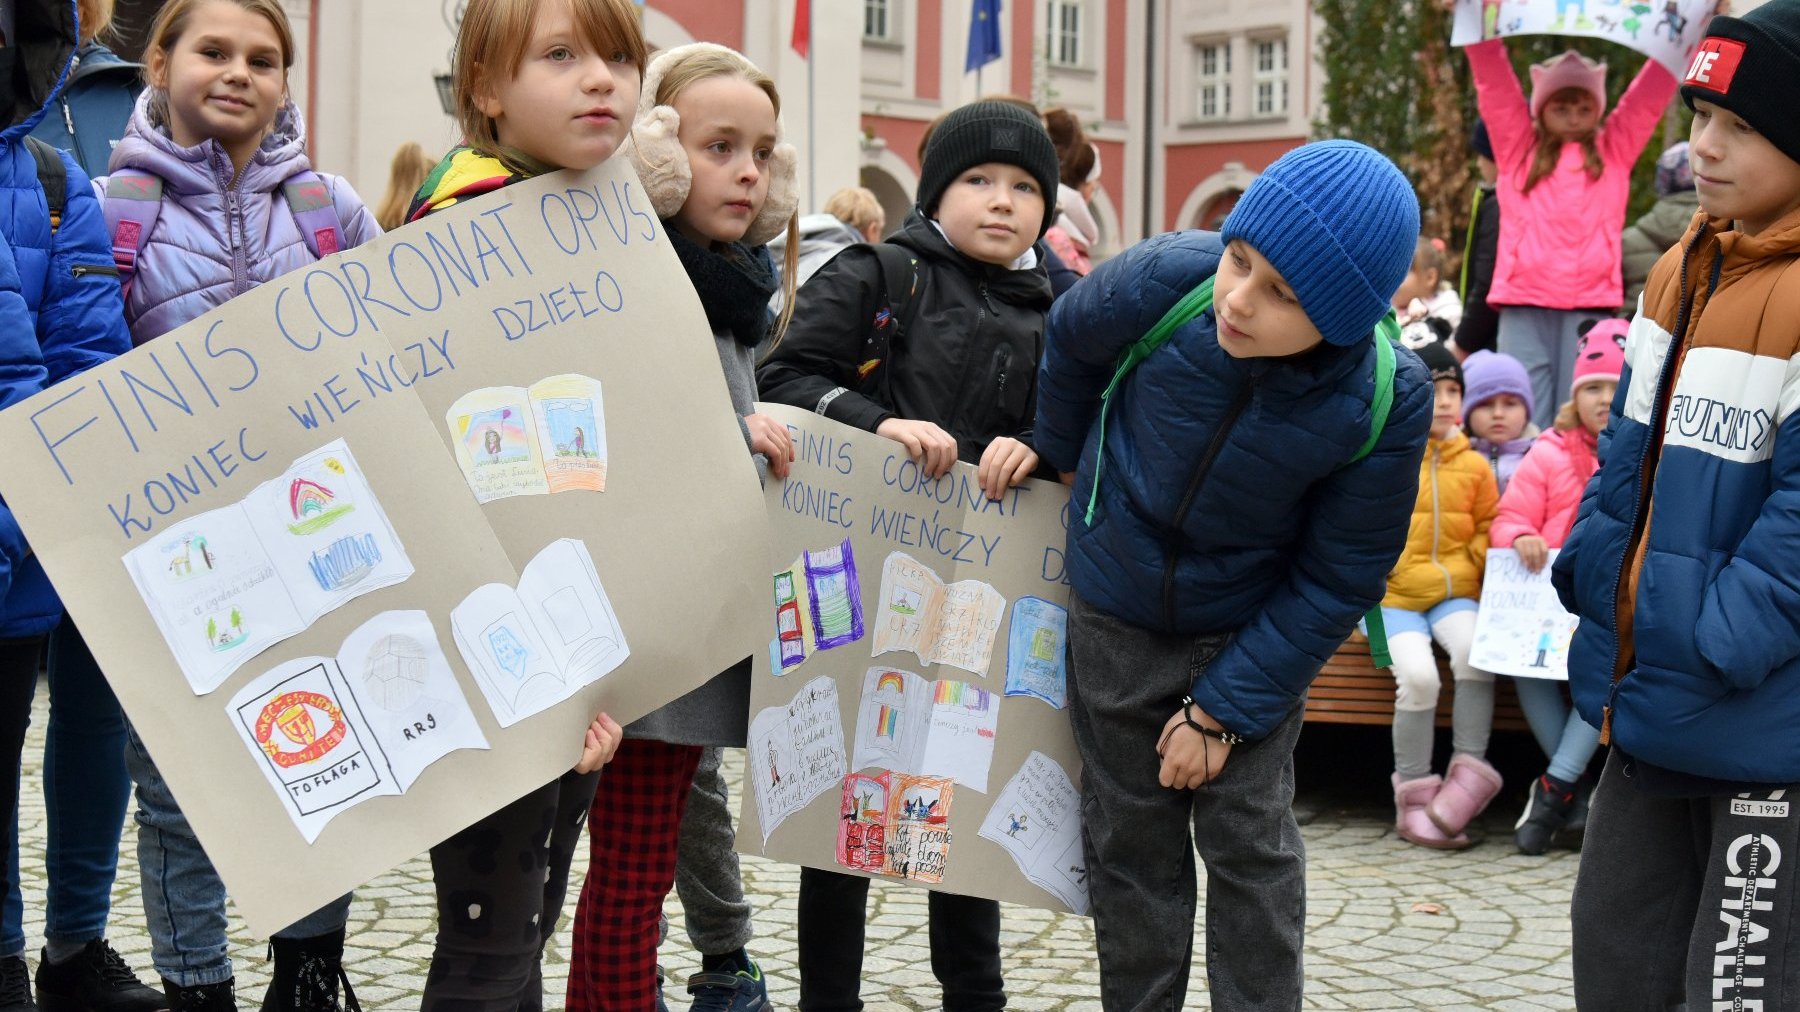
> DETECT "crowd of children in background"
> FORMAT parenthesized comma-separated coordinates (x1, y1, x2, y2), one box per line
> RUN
(3, 0, 1800, 1007)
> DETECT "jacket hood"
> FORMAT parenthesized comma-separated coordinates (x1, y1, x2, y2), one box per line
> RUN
(1635, 191, 1701, 250)
(1, 0, 77, 137)
(110, 86, 313, 191)
(771, 212, 863, 259)
(1710, 204, 1800, 276)
(1431, 429, 1473, 460)
(891, 208, 1052, 307)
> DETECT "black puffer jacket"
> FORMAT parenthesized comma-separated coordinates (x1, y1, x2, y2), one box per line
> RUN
(758, 209, 1054, 462)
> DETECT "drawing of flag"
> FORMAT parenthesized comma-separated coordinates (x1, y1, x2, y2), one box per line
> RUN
(792, 0, 811, 58)
(966, 0, 1003, 74)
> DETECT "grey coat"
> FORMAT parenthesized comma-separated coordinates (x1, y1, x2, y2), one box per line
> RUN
(1620, 190, 1699, 314)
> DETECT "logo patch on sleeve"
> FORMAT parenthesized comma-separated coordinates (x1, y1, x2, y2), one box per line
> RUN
(1684, 37, 1747, 93)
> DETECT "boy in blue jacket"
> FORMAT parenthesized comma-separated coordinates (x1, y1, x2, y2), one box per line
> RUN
(1036, 140, 1431, 1010)
(1, 1, 159, 1008)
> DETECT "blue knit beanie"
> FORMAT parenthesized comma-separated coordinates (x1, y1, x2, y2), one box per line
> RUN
(1220, 141, 1421, 347)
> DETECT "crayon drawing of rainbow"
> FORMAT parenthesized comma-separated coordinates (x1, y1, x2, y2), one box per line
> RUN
(876, 704, 901, 738)
(287, 477, 354, 535)
(934, 680, 993, 710)
(875, 671, 907, 696)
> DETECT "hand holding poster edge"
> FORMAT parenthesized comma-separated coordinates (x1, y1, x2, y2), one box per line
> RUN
(1448, 0, 1724, 76)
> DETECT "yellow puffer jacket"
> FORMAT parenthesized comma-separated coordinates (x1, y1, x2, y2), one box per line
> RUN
(1382, 430, 1499, 611)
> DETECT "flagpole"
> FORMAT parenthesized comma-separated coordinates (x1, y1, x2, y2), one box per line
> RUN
(806, 0, 816, 212)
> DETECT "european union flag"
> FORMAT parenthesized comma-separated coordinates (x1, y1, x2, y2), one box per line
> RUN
(966, 0, 1002, 73)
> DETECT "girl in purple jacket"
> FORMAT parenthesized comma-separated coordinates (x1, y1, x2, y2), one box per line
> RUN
(93, 1, 377, 1009)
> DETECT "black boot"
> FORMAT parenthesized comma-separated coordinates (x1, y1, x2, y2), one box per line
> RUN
(260, 930, 359, 1012)
(1, 956, 38, 1012)
(161, 978, 236, 1012)
(34, 941, 166, 1012)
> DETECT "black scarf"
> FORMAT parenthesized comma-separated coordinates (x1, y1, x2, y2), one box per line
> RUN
(665, 224, 777, 348)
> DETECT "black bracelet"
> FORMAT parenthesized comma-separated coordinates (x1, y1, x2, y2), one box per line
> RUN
(1181, 696, 1244, 746)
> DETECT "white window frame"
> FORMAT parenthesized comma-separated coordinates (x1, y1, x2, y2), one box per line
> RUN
(1194, 40, 1232, 122)
(1252, 37, 1289, 117)
(1046, 0, 1085, 68)
(864, 0, 894, 41)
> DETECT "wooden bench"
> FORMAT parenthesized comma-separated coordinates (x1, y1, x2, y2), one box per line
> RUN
(1308, 635, 1531, 732)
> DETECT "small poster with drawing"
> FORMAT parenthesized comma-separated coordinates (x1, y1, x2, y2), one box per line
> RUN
(851, 666, 1000, 792)
(771, 538, 866, 672)
(978, 752, 1089, 913)
(871, 552, 1005, 676)
(446, 374, 608, 503)
(1449, 0, 1720, 76)
(833, 770, 955, 884)
(747, 674, 849, 845)
(1004, 597, 1068, 708)
(1470, 548, 1578, 680)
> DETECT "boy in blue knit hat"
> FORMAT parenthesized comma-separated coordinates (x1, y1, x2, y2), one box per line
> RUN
(1036, 140, 1433, 1009)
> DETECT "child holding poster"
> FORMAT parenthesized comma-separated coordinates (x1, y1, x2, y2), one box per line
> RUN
(561, 41, 799, 1012)
(1378, 343, 1501, 849)
(1035, 140, 1432, 1008)
(92, 0, 378, 1007)
(1559, 7, 1800, 1001)
(760, 98, 1061, 1011)
(1453, 15, 1677, 428)
(1491, 319, 1622, 854)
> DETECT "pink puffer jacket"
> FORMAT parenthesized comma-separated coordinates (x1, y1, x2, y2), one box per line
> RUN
(1467, 39, 1675, 311)
(1490, 425, 1598, 548)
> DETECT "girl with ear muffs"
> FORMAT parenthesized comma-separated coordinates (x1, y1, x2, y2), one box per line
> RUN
(562, 41, 799, 1012)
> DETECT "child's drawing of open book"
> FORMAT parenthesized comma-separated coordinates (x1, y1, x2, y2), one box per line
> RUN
(871, 552, 1005, 675)
(851, 666, 1000, 792)
(450, 538, 628, 727)
(771, 538, 865, 672)
(834, 769, 955, 884)
(978, 751, 1089, 914)
(446, 374, 608, 503)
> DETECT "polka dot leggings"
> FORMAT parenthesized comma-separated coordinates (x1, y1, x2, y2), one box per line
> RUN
(422, 766, 602, 1011)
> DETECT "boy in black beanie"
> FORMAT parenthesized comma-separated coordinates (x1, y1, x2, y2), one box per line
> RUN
(758, 98, 1058, 1012)
(1556, 1, 1800, 1007)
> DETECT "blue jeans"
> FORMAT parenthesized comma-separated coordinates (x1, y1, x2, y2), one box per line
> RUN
(2, 620, 132, 955)
(125, 725, 350, 986)
(1512, 676, 1601, 784)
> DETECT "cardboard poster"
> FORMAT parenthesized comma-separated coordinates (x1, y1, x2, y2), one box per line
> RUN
(740, 406, 1089, 915)
(1450, 0, 1721, 76)
(0, 159, 768, 935)
(1471, 548, 1578, 680)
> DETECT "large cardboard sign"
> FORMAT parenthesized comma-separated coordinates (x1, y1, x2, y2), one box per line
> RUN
(0, 159, 767, 935)
(740, 405, 1089, 915)
(1451, 0, 1719, 76)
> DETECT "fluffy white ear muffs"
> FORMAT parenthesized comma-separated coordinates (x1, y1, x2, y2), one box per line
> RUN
(625, 41, 799, 248)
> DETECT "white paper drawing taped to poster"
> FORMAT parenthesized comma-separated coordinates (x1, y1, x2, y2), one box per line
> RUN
(227, 610, 490, 842)
(1470, 548, 1577, 680)
(871, 552, 1004, 675)
(451, 538, 629, 727)
(446, 374, 608, 503)
(1004, 597, 1068, 709)
(748, 674, 848, 846)
(772, 538, 866, 673)
(978, 751, 1089, 914)
(124, 439, 413, 696)
(851, 666, 1000, 792)
(1450, 0, 1720, 76)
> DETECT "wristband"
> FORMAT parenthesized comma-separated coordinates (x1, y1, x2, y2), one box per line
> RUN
(1180, 696, 1244, 746)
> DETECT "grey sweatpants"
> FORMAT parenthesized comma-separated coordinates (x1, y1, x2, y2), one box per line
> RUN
(673, 746, 754, 956)
(1572, 749, 1800, 1010)
(1498, 306, 1605, 430)
(1067, 594, 1307, 1012)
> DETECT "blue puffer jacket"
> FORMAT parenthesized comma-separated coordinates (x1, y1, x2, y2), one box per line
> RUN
(0, 234, 49, 624)
(1037, 230, 1433, 739)
(0, 0, 133, 639)
(27, 41, 142, 179)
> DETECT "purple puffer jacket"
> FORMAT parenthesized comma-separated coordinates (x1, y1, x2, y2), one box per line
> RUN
(97, 91, 379, 344)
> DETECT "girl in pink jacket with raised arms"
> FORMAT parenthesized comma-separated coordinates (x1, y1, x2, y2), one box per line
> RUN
(1490, 321, 1625, 856)
(1459, 23, 1676, 428)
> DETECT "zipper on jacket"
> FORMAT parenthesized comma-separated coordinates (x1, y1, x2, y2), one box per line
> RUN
(71, 263, 120, 279)
(1430, 447, 1452, 600)
(1599, 225, 1715, 744)
(60, 99, 75, 143)
(1161, 375, 1259, 629)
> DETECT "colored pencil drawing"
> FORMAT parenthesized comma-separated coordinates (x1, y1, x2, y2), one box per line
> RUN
(1470, 548, 1578, 680)
(832, 770, 955, 884)
(1004, 597, 1069, 709)
(451, 539, 629, 727)
(1450, 0, 1717, 75)
(445, 374, 608, 503)
(871, 552, 1005, 675)
(851, 666, 1000, 792)
(978, 752, 1089, 914)
(748, 675, 848, 846)
(836, 773, 890, 873)
(122, 439, 413, 697)
(771, 538, 866, 671)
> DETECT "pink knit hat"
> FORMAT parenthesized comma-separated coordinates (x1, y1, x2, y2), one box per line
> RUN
(1530, 51, 1609, 121)
(1572, 319, 1627, 394)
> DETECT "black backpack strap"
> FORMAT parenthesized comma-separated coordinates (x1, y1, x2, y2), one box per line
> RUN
(24, 137, 68, 235)
(858, 242, 920, 405)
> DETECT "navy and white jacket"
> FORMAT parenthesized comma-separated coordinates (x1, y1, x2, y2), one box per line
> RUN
(1036, 230, 1433, 739)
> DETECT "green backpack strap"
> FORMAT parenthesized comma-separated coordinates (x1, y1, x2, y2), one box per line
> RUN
(1083, 276, 1216, 525)
(1357, 317, 1401, 668)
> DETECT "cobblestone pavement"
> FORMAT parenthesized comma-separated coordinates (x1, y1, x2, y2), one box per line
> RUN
(14, 691, 1579, 1009)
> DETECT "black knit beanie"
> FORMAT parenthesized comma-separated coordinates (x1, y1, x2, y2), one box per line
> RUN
(1680, 0, 1800, 167)
(1415, 341, 1464, 392)
(916, 101, 1061, 238)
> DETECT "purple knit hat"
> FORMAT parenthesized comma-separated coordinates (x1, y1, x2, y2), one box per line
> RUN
(1461, 350, 1535, 419)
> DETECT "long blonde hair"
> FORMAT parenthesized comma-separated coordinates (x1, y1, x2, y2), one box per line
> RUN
(375, 142, 438, 231)
(1523, 88, 1604, 193)
(453, 0, 647, 174)
(77, 0, 116, 42)
(651, 47, 800, 344)
(142, 0, 294, 127)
